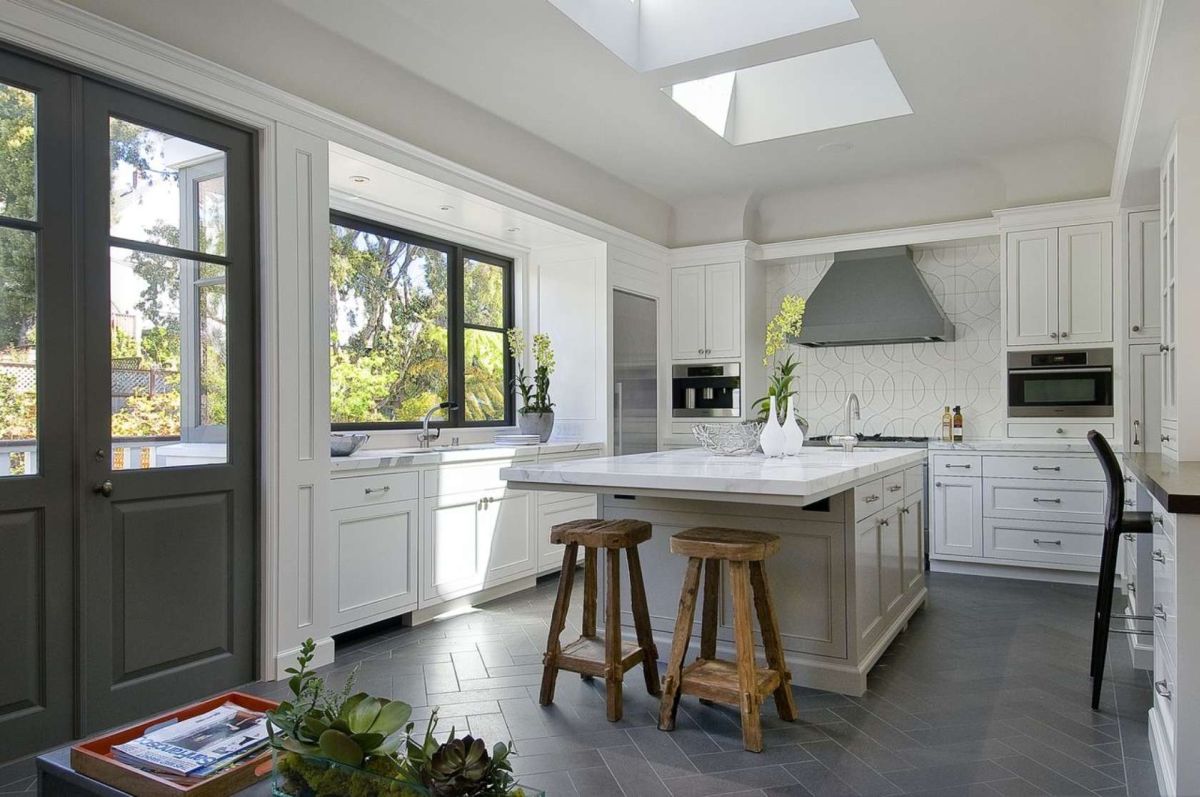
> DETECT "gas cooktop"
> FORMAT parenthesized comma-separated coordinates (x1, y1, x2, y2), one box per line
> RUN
(805, 433, 931, 448)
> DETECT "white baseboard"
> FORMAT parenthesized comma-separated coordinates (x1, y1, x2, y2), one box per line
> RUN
(409, 577, 539, 626)
(930, 559, 1098, 585)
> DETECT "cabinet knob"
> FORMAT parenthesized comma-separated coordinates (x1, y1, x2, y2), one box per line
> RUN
(1160, 344, 1169, 353)
(1161, 434, 1171, 443)
(1155, 680, 1172, 700)
(934, 481, 943, 488)
(1060, 332, 1069, 339)
(1132, 324, 1141, 332)
(1154, 603, 1167, 620)
(1056, 428, 1065, 434)
(1152, 548, 1165, 563)
(1050, 332, 1058, 339)
(1124, 533, 1134, 542)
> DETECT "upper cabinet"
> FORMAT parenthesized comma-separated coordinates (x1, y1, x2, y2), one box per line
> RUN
(1160, 135, 1178, 427)
(1128, 210, 1162, 341)
(672, 262, 742, 360)
(1005, 223, 1112, 347)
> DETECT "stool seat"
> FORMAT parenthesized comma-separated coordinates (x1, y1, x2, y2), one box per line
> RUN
(550, 518, 651, 548)
(669, 527, 780, 561)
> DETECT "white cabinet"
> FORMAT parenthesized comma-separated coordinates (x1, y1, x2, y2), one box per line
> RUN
(1128, 210, 1162, 341)
(1160, 136, 1178, 427)
(854, 511, 885, 648)
(671, 262, 741, 360)
(1129, 343, 1163, 455)
(1005, 223, 1112, 346)
(900, 495, 923, 592)
(535, 492, 596, 574)
(932, 475, 983, 557)
(330, 499, 418, 630)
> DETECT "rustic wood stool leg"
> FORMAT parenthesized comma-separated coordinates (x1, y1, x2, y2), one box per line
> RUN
(729, 561, 763, 752)
(750, 561, 798, 722)
(698, 557, 721, 705)
(605, 547, 624, 721)
(539, 542, 578, 707)
(658, 557, 702, 732)
(625, 545, 661, 697)
(580, 547, 598, 681)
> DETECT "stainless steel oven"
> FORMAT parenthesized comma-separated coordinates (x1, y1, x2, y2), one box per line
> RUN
(672, 363, 741, 418)
(1007, 348, 1114, 418)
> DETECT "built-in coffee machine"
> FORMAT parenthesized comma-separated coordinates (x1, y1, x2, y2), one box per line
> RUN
(671, 363, 741, 418)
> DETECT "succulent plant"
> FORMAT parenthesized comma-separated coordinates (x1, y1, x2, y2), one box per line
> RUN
(402, 710, 517, 797)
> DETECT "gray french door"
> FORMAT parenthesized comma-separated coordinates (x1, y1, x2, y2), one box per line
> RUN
(0, 47, 257, 760)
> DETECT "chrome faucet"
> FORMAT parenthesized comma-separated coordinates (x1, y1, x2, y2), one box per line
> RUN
(830, 392, 861, 453)
(417, 401, 459, 448)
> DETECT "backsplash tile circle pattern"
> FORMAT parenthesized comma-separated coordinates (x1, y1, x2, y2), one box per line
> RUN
(765, 240, 1005, 439)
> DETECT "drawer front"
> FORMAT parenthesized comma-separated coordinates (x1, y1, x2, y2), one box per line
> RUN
(982, 518, 1102, 567)
(1152, 530, 1176, 665)
(883, 472, 906, 508)
(425, 460, 511, 497)
(1160, 418, 1179, 458)
(855, 479, 885, 519)
(983, 478, 1105, 523)
(330, 470, 420, 510)
(1152, 630, 1176, 756)
(931, 454, 981, 477)
(1151, 495, 1176, 544)
(1006, 421, 1115, 439)
(904, 464, 924, 496)
(982, 455, 1102, 481)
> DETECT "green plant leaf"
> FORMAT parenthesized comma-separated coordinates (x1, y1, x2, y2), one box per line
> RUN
(371, 699, 412, 736)
(350, 731, 384, 750)
(281, 736, 320, 756)
(347, 696, 382, 734)
(318, 728, 364, 767)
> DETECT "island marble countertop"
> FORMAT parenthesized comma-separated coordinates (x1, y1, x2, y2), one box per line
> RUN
(500, 447, 926, 506)
(928, 438, 1118, 453)
(331, 441, 603, 472)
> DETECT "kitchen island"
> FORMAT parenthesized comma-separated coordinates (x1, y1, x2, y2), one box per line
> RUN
(501, 447, 928, 694)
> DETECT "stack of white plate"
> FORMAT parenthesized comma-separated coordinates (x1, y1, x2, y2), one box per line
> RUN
(493, 433, 541, 446)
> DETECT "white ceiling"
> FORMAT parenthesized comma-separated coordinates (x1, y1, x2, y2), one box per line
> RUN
(275, 0, 1138, 205)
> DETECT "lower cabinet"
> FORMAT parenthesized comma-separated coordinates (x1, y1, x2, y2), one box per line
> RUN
(900, 495, 924, 592)
(535, 493, 597, 573)
(855, 490, 922, 656)
(932, 476, 983, 557)
(420, 488, 536, 608)
(330, 499, 419, 630)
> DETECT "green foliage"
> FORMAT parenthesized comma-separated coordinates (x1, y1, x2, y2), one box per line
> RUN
(0, 86, 37, 350)
(0, 372, 35, 440)
(507, 329, 554, 415)
(111, 325, 139, 360)
(402, 710, 518, 797)
(754, 353, 805, 426)
(111, 387, 181, 438)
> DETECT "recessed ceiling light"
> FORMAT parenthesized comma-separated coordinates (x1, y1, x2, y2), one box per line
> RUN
(439, 204, 453, 211)
(348, 174, 371, 184)
(818, 142, 853, 153)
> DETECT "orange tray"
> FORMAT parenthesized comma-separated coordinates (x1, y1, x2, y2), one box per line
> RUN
(70, 691, 280, 797)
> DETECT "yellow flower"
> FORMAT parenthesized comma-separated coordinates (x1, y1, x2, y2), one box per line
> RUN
(532, 332, 555, 373)
(763, 294, 806, 365)
(506, 327, 526, 361)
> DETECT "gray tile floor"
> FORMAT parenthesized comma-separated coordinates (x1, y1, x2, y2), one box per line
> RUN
(2, 571, 1157, 796)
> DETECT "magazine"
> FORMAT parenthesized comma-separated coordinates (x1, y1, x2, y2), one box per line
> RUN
(112, 702, 270, 778)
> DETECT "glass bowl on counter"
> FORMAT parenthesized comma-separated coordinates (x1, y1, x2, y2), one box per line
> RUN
(692, 422, 763, 456)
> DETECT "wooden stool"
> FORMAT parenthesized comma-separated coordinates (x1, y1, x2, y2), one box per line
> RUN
(539, 519, 661, 721)
(657, 528, 797, 752)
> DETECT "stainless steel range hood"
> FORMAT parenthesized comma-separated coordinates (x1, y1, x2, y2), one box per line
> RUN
(794, 246, 955, 347)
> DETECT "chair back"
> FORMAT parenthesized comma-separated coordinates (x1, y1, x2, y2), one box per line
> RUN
(1087, 430, 1124, 534)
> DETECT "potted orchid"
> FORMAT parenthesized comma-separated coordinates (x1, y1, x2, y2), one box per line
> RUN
(754, 294, 807, 431)
(507, 328, 556, 442)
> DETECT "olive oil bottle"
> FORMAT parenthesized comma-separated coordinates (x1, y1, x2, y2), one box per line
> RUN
(952, 405, 964, 442)
(941, 406, 953, 442)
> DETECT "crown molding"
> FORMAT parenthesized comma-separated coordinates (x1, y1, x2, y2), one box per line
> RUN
(992, 197, 1120, 231)
(668, 240, 756, 266)
(0, 0, 669, 261)
(754, 217, 998, 263)
(1110, 0, 1164, 203)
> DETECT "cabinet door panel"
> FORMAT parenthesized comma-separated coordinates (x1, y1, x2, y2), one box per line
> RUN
(536, 494, 595, 573)
(704, 262, 741, 359)
(901, 497, 924, 592)
(671, 266, 706, 360)
(332, 500, 418, 628)
(1006, 229, 1058, 346)
(855, 515, 883, 647)
(422, 498, 483, 606)
(1128, 210, 1161, 340)
(1128, 344, 1162, 455)
(932, 476, 982, 557)
(879, 509, 903, 615)
(1057, 223, 1112, 344)
(481, 490, 535, 586)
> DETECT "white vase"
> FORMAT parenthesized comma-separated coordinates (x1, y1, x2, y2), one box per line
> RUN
(759, 396, 786, 458)
(782, 396, 805, 455)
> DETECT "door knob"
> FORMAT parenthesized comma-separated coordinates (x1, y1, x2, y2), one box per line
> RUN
(94, 480, 113, 497)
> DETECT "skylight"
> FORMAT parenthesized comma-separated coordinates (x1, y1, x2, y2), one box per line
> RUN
(664, 40, 913, 145)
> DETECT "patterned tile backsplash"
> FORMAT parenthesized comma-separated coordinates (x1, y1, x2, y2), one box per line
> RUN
(765, 240, 1005, 439)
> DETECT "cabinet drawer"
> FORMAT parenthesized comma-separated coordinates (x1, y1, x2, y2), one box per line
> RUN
(1160, 418, 1178, 458)
(883, 472, 905, 507)
(982, 518, 1102, 567)
(855, 479, 885, 518)
(330, 470, 420, 510)
(982, 455, 1101, 481)
(425, 460, 511, 497)
(1152, 531, 1176, 665)
(931, 454, 981, 477)
(983, 478, 1105, 523)
(1006, 421, 1115, 439)
(1151, 495, 1176, 544)
(904, 465, 924, 496)
(1152, 631, 1176, 757)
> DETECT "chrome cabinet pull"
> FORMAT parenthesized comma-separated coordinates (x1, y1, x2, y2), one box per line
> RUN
(1128, 581, 1136, 594)
(863, 494, 880, 503)
(1153, 603, 1167, 620)
(1133, 419, 1141, 447)
(1033, 538, 1062, 546)
(1155, 680, 1172, 700)
(1060, 331, 1069, 339)
(1124, 499, 1135, 507)
(900, 506, 910, 515)
(1050, 332, 1059, 339)
(946, 463, 972, 469)
(1152, 514, 1164, 525)
(1123, 533, 1135, 542)
(1161, 434, 1171, 443)
(1152, 549, 1165, 563)
(1032, 465, 1061, 472)
(935, 481, 944, 488)
(888, 485, 902, 492)
(878, 518, 890, 527)
(1032, 497, 1063, 504)
(1124, 475, 1134, 483)
(1056, 427, 1065, 434)
(1132, 324, 1141, 332)
(1160, 343, 1169, 353)
(364, 485, 391, 495)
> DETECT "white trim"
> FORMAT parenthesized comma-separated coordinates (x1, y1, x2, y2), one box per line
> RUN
(992, 197, 1119, 231)
(1110, 0, 1165, 202)
(669, 239, 756, 266)
(754, 217, 999, 262)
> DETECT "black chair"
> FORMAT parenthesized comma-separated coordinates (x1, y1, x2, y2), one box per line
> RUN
(1087, 430, 1154, 710)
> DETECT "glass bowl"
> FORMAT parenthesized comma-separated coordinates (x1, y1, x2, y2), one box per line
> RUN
(692, 422, 763, 456)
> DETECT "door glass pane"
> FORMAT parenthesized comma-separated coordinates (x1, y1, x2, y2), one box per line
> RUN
(0, 227, 37, 476)
(0, 83, 36, 221)
(329, 224, 450, 423)
(109, 118, 226, 256)
(110, 246, 227, 468)
(464, 328, 505, 422)
(463, 257, 505, 327)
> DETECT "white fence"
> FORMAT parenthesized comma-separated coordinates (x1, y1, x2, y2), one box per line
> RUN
(0, 439, 180, 476)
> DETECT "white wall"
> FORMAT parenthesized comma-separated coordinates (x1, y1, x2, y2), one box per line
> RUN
(765, 240, 1005, 439)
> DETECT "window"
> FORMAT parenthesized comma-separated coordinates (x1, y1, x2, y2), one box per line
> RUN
(329, 213, 513, 429)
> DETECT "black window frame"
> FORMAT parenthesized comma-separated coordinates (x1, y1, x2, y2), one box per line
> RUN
(329, 211, 514, 431)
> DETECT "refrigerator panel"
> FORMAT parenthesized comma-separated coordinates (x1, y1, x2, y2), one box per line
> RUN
(613, 290, 659, 455)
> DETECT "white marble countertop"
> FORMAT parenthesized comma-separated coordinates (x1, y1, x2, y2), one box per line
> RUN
(928, 438, 1116, 453)
(331, 441, 603, 472)
(500, 447, 926, 506)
